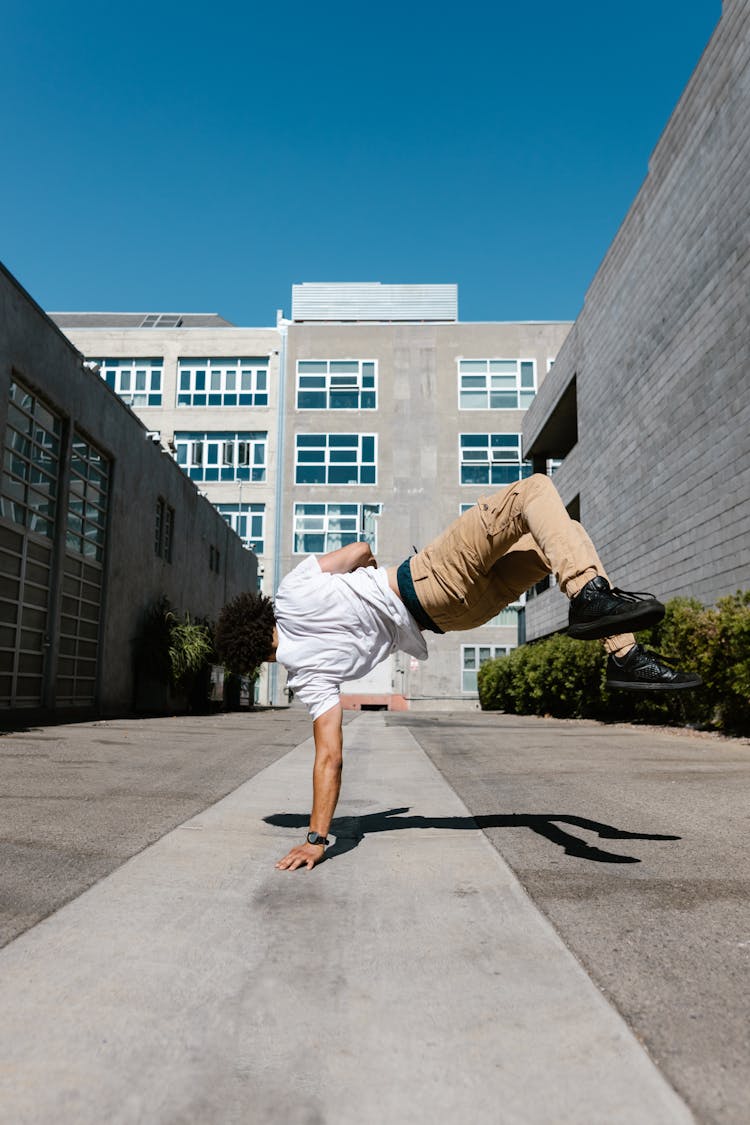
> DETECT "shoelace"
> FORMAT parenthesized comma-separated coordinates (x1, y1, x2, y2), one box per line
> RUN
(627, 646, 679, 669)
(610, 587, 658, 603)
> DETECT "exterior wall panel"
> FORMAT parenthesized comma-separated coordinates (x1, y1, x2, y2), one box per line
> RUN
(1, 264, 257, 716)
(523, 2, 749, 642)
(283, 319, 571, 709)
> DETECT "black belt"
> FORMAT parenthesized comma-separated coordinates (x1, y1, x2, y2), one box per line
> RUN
(396, 558, 444, 634)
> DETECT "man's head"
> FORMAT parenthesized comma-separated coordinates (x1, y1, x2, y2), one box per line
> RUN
(215, 591, 277, 675)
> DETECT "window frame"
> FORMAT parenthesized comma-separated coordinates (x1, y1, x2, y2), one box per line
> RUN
(295, 359, 378, 411)
(154, 497, 175, 562)
(66, 433, 110, 564)
(1, 380, 63, 542)
(458, 433, 532, 487)
(294, 432, 377, 486)
(215, 502, 265, 554)
(457, 358, 536, 411)
(292, 502, 381, 555)
(176, 357, 269, 408)
(174, 431, 267, 483)
(94, 358, 163, 408)
(461, 644, 513, 694)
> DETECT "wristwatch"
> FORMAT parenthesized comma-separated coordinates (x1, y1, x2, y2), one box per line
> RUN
(306, 831, 329, 848)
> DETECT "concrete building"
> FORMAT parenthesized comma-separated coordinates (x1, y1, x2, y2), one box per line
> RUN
(57, 287, 571, 711)
(52, 312, 280, 705)
(1, 264, 256, 718)
(278, 283, 571, 709)
(522, 0, 749, 643)
(51, 313, 280, 585)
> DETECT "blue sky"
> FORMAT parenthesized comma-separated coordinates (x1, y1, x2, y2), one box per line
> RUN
(0, 0, 721, 325)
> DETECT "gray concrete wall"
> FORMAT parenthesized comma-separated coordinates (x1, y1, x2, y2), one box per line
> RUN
(0, 264, 257, 715)
(523, 1, 749, 641)
(283, 320, 571, 707)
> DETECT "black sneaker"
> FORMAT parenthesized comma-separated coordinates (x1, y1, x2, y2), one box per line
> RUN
(606, 644, 702, 691)
(568, 576, 665, 640)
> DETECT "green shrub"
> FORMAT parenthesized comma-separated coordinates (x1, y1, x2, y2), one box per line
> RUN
(711, 592, 750, 734)
(478, 592, 750, 736)
(136, 597, 214, 691)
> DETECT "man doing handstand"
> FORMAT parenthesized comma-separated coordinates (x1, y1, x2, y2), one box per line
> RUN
(215, 474, 700, 872)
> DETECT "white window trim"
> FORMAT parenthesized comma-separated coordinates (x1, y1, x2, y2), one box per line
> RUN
(175, 432, 267, 480)
(295, 359, 378, 412)
(456, 357, 537, 412)
(460, 643, 513, 694)
(94, 358, 163, 407)
(294, 433, 378, 487)
(176, 357, 270, 408)
(215, 502, 265, 553)
(458, 433, 526, 486)
(292, 502, 381, 555)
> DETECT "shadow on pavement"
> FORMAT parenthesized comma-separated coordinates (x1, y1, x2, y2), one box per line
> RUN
(264, 808, 681, 865)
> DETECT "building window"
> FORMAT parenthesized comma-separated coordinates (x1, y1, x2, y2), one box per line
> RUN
(209, 544, 221, 573)
(215, 503, 265, 553)
(295, 433, 376, 485)
(174, 432, 266, 482)
(293, 502, 380, 554)
(296, 360, 377, 410)
(458, 359, 536, 410)
(95, 359, 163, 407)
(461, 645, 512, 693)
(481, 607, 520, 628)
(154, 498, 174, 561)
(459, 433, 531, 486)
(1, 380, 62, 540)
(155, 498, 163, 555)
(164, 505, 174, 561)
(67, 434, 110, 563)
(177, 358, 269, 407)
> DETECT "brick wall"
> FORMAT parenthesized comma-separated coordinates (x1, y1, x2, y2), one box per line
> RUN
(524, 1, 750, 639)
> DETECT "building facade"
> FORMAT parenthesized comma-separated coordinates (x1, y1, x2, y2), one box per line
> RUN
(278, 284, 570, 709)
(56, 286, 571, 710)
(52, 312, 280, 703)
(2, 266, 257, 718)
(522, 0, 749, 643)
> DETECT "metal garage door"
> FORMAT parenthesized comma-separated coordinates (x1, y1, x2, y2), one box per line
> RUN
(0, 381, 62, 708)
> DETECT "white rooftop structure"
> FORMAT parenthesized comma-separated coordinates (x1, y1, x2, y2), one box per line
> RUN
(291, 282, 458, 323)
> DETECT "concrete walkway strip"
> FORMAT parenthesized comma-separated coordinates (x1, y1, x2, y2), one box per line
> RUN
(0, 715, 693, 1125)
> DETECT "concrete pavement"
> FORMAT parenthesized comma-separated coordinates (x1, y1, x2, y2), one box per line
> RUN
(0, 711, 705, 1124)
(395, 712, 750, 1125)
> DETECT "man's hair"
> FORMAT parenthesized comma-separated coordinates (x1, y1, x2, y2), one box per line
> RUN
(215, 591, 276, 676)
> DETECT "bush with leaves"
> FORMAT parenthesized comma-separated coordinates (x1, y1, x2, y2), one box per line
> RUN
(214, 590, 275, 680)
(478, 592, 750, 736)
(136, 597, 214, 692)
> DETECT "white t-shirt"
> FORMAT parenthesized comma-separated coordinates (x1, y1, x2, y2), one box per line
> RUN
(274, 556, 428, 720)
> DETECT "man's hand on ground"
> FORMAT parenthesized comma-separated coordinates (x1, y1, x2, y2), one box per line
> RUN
(275, 842, 326, 871)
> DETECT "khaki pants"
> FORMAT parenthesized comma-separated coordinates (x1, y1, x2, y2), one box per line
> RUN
(410, 474, 634, 656)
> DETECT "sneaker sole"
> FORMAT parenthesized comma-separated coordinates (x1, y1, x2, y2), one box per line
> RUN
(568, 602, 665, 641)
(606, 676, 703, 692)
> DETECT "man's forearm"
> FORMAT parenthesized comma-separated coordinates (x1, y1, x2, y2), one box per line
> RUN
(318, 541, 376, 574)
(275, 704, 343, 871)
(310, 752, 342, 837)
(309, 704, 343, 834)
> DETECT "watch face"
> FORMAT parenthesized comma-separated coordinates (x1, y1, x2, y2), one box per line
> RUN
(307, 832, 327, 846)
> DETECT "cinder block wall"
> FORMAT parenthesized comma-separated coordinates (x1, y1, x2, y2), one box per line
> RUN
(523, 0, 750, 639)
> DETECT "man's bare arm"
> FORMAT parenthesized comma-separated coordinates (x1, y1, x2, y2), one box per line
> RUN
(275, 704, 343, 871)
(318, 541, 376, 574)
